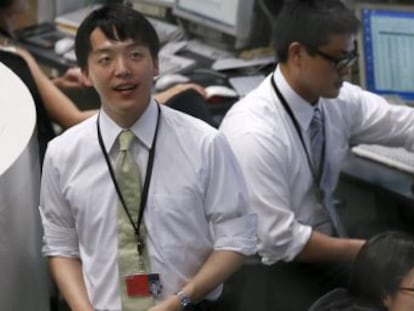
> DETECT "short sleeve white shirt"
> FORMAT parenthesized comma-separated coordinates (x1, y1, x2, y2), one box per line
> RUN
(220, 66, 414, 265)
(40, 100, 257, 310)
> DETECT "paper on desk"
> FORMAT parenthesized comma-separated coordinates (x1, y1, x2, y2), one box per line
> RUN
(212, 55, 275, 71)
(159, 40, 188, 55)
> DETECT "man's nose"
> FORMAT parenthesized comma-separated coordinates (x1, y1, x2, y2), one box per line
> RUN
(114, 56, 131, 77)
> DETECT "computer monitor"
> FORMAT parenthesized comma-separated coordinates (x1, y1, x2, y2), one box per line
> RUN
(173, 0, 268, 51)
(356, 2, 414, 104)
(38, 0, 119, 22)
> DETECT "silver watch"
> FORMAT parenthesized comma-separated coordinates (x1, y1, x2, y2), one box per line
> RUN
(176, 290, 194, 310)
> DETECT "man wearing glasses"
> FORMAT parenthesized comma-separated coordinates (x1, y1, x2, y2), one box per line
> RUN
(220, 0, 414, 310)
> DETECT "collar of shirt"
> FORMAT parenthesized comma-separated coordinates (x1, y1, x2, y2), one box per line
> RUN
(98, 98, 159, 154)
(274, 65, 320, 132)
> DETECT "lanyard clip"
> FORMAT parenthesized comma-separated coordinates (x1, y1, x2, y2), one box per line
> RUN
(136, 236, 145, 256)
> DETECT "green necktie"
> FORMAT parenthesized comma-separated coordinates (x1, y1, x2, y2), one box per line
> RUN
(115, 130, 153, 310)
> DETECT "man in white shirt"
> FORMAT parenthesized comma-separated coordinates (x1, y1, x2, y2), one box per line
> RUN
(220, 0, 414, 310)
(39, 4, 256, 311)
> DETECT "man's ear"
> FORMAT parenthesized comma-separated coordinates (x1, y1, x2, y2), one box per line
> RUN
(288, 42, 303, 65)
(153, 56, 159, 78)
(81, 68, 94, 87)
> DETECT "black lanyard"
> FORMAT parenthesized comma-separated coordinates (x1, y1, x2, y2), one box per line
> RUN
(270, 75, 326, 187)
(97, 104, 161, 253)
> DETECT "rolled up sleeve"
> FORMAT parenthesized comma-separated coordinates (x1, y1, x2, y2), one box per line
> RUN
(39, 143, 79, 258)
(214, 213, 257, 255)
(221, 126, 312, 264)
(40, 211, 79, 257)
(259, 215, 312, 265)
(204, 133, 257, 256)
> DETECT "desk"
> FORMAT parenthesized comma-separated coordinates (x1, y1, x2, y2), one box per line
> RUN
(220, 156, 414, 311)
(337, 153, 414, 238)
(16, 24, 77, 74)
(341, 152, 414, 203)
(25, 43, 76, 73)
(21, 32, 269, 121)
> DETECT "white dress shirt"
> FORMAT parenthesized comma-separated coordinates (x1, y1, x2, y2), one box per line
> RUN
(220, 66, 414, 265)
(40, 99, 257, 310)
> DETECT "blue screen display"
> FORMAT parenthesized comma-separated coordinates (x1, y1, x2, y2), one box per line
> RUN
(359, 7, 414, 101)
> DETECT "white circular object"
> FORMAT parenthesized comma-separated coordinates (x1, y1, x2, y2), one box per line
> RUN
(0, 62, 36, 176)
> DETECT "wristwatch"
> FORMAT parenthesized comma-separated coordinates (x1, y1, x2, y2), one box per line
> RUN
(176, 290, 195, 311)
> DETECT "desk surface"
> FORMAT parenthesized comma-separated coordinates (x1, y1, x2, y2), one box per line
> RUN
(25, 43, 76, 73)
(23, 32, 273, 116)
(341, 152, 414, 204)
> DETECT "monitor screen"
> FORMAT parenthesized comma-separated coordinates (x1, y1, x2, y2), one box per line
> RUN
(173, 0, 262, 50)
(175, 0, 239, 35)
(356, 3, 414, 103)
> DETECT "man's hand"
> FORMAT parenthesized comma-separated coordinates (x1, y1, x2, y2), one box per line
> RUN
(53, 67, 88, 89)
(154, 83, 207, 105)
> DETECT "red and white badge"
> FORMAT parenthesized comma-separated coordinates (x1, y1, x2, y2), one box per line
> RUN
(125, 273, 162, 297)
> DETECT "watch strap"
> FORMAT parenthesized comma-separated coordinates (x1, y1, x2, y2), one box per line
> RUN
(176, 290, 194, 310)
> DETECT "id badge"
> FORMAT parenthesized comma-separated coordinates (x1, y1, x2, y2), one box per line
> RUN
(125, 273, 162, 297)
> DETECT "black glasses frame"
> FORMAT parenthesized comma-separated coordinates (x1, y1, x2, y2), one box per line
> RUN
(304, 45, 358, 70)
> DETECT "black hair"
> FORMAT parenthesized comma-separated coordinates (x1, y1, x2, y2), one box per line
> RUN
(74, 3, 160, 70)
(0, 0, 13, 9)
(349, 231, 414, 308)
(273, 0, 360, 63)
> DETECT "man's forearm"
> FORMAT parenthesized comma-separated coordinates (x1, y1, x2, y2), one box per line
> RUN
(295, 230, 365, 262)
(49, 256, 94, 311)
(181, 250, 244, 302)
(150, 250, 244, 311)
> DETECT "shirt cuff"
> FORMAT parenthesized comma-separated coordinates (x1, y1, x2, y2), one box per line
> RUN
(260, 223, 312, 265)
(41, 217, 80, 257)
(213, 213, 257, 256)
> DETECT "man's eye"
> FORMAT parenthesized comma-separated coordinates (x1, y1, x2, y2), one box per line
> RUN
(131, 51, 143, 60)
(98, 56, 111, 65)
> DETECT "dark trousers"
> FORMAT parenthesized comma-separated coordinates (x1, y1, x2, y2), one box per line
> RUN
(265, 261, 352, 311)
(195, 299, 220, 311)
(220, 255, 351, 311)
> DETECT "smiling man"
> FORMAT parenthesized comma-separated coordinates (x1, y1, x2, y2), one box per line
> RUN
(219, 0, 414, 310)
(39, 4, 256, 311)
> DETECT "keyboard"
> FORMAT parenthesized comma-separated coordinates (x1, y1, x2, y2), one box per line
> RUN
(158, 53, 195, 76)
(229, 75, 265, 97)
(352, 144, 414, 175)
